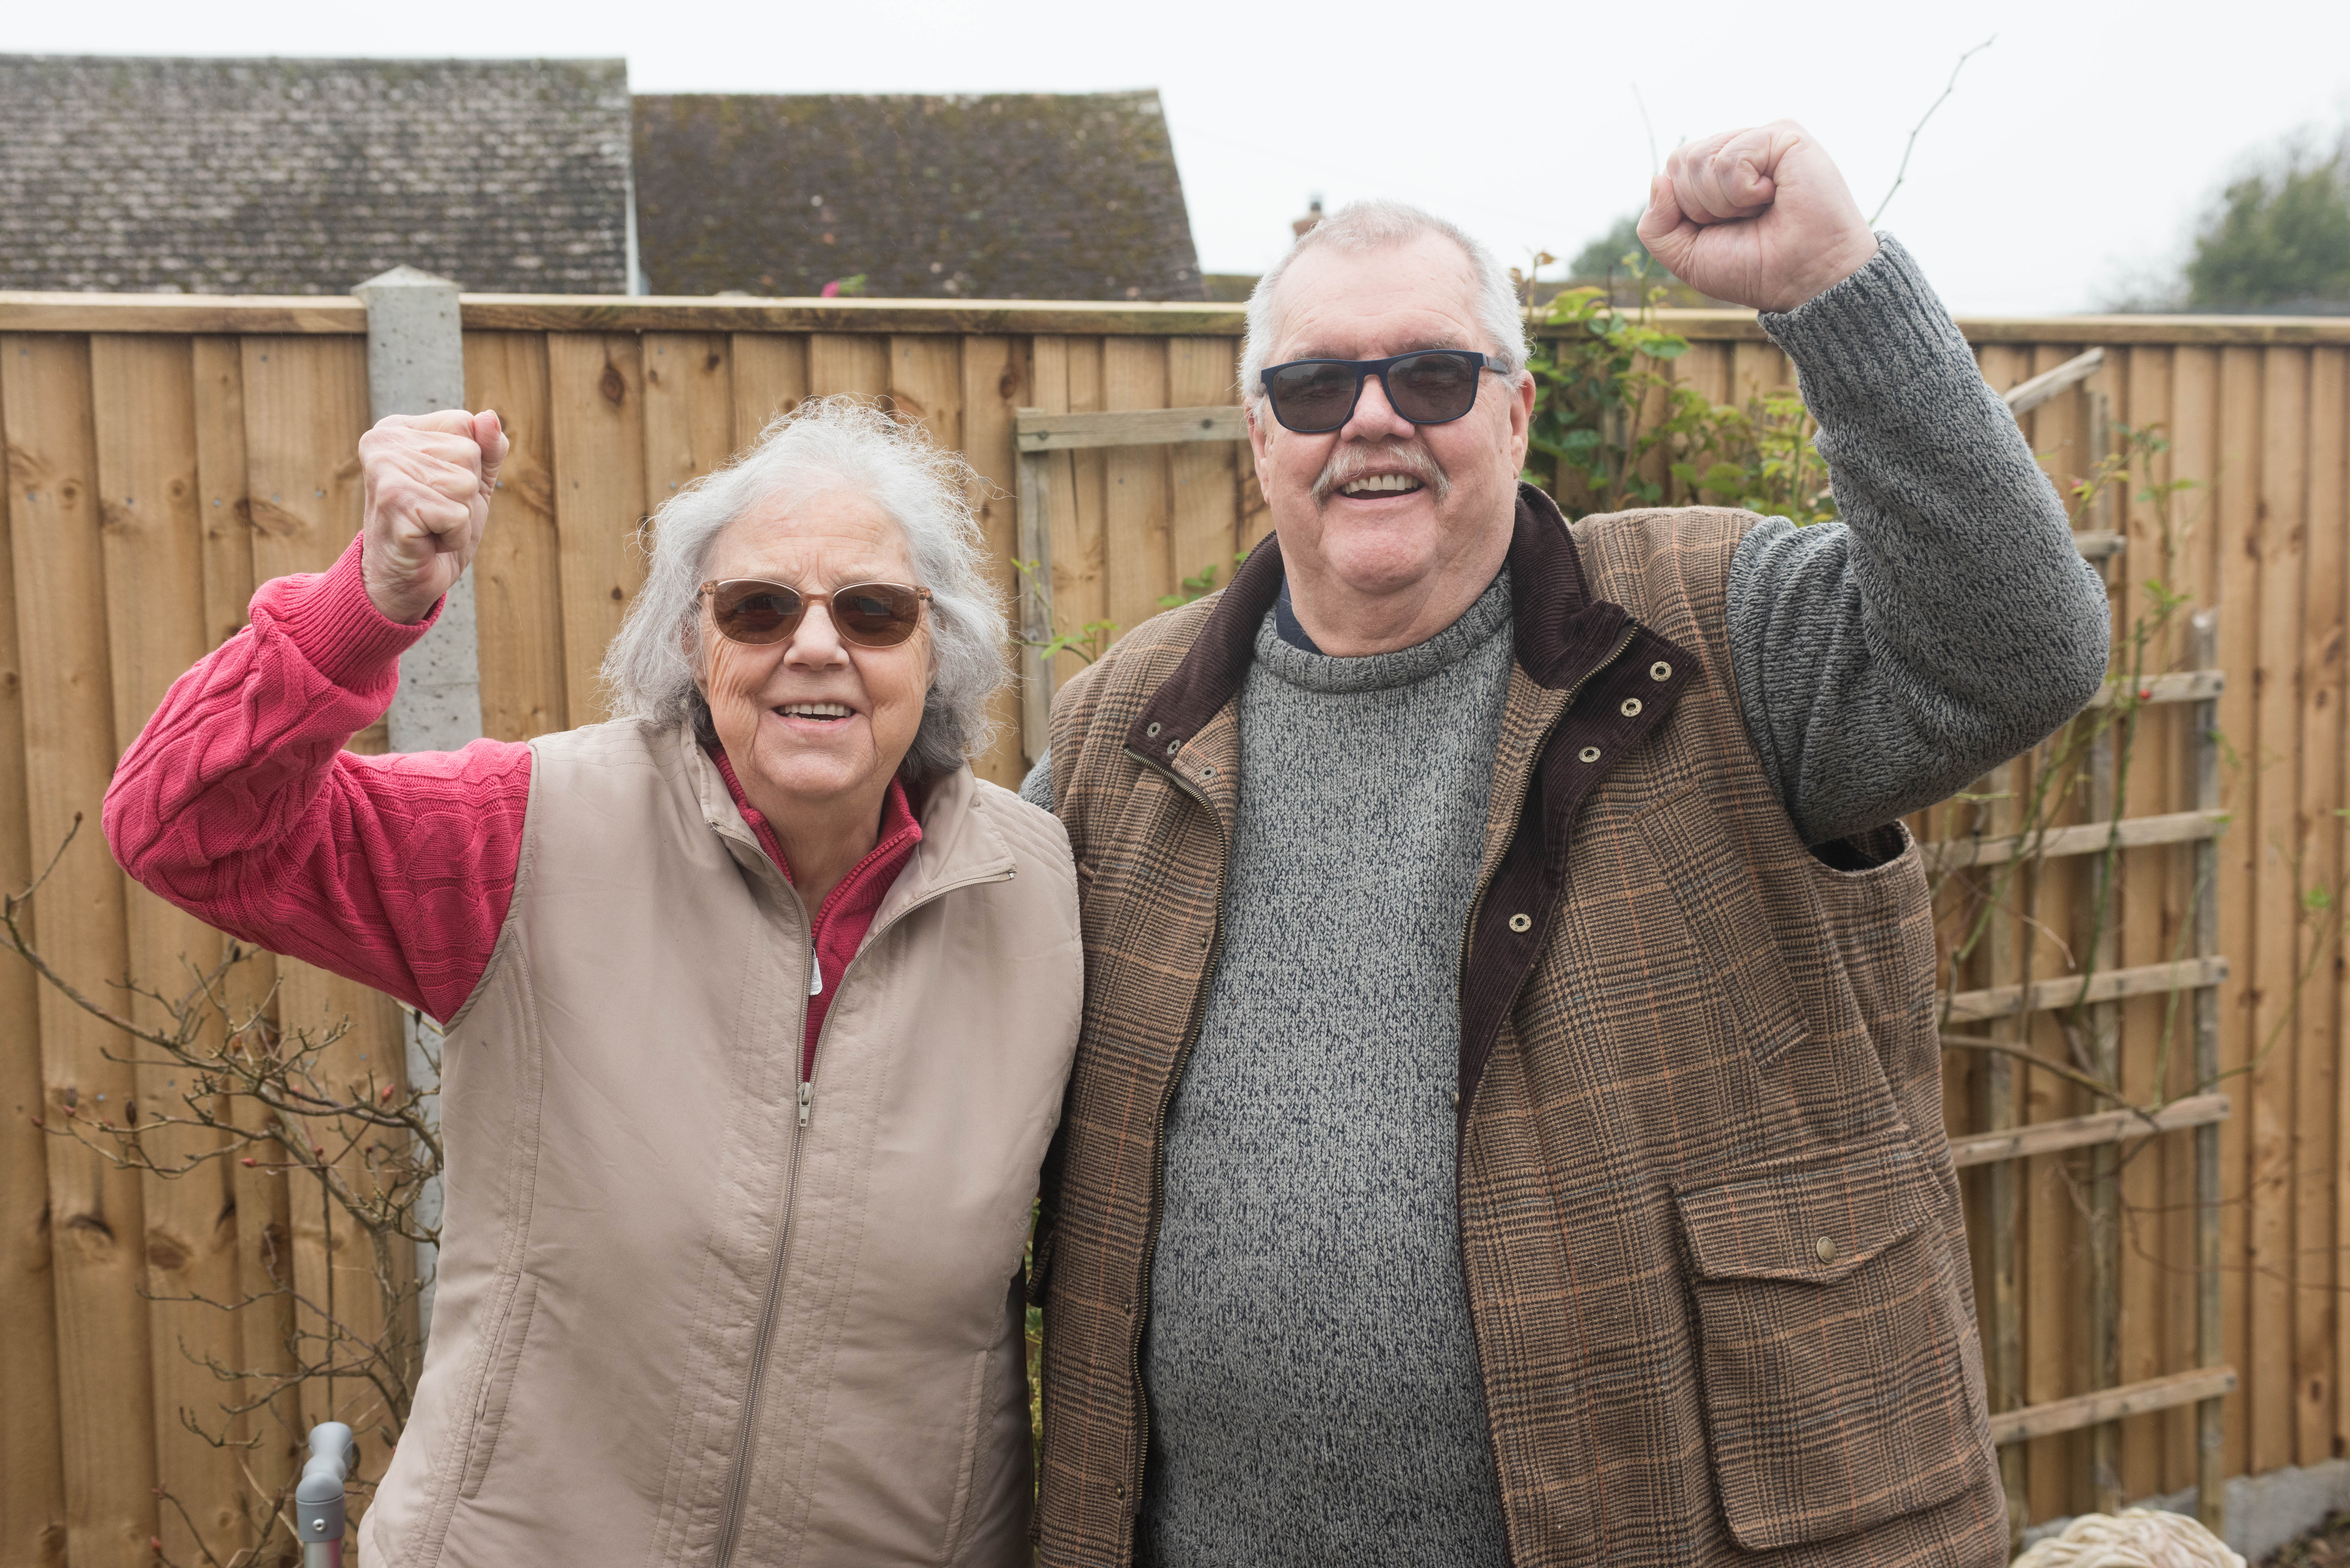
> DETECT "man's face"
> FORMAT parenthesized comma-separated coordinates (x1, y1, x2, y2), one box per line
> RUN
(1248, 233, 1534, 612)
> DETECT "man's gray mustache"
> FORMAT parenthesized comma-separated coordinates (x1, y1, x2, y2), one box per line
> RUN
(1310, 441, 1452, 504)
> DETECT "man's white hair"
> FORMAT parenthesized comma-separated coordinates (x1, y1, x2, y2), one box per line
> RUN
(1238, 198, 1530, 407)
(600, 396, 1006, 780)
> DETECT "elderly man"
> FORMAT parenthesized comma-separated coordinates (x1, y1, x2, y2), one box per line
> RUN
(1020, 122, 2104, 1567)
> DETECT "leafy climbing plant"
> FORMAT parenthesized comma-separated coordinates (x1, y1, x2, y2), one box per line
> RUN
(1520, 255, 1835, 525)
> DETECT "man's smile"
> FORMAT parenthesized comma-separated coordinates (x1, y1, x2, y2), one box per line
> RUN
(1337, 472, 1426, 497)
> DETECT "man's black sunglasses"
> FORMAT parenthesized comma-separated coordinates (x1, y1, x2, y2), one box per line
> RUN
(1258, 350, 1500, 434)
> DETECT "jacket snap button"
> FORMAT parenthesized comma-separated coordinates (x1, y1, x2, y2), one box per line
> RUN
(1166, 740, 1180, 756)
(1508, 912, 1532, 934)
(1577, 745, 1601, 764)
(1201, 765, 1216, 778)
(1650, 660, 1672, 682)
(1815, 1235, 1838, 1264)
(1146, 721, 1161, 737)
(1619, 697, 1643, 718)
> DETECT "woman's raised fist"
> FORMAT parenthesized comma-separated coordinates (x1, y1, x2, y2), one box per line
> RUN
(358, 408, 508, 625)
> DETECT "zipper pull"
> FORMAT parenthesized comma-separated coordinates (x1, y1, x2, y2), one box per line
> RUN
(798, 1081, 812, 1128)
(808, 943, 823, 997)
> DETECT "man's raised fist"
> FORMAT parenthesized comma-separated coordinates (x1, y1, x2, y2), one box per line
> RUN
(1636, 121, 1882, 315)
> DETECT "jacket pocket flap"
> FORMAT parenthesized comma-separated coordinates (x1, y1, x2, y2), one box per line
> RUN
(1677, 1141, 1934, 1286)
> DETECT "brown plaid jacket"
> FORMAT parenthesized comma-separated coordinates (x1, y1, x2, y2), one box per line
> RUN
(1033, 485, 2003, 1567)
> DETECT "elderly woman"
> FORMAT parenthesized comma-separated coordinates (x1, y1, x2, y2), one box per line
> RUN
(104, 398, 1080, 1567)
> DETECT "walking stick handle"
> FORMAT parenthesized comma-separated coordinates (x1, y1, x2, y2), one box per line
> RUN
(295, 1422, 358, 1568)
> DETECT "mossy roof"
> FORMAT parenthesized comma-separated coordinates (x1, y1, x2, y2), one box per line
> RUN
(0, 55, 632, 294)
(632, 91, 1207, 301)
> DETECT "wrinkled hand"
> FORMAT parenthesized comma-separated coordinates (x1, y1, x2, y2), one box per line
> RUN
(1636, 121, 1880, 315)
(358, 410, 507, 625)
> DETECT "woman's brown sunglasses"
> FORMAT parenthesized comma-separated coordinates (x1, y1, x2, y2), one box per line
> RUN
(700, 578, 931, 648)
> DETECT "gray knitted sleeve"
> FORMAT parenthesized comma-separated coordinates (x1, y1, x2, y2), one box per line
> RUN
(1020, 753, 1054, 811)
(1732, 236, 2111, 846)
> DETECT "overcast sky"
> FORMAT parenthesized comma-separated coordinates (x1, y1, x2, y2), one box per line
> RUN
(8, 0, 2346, 314)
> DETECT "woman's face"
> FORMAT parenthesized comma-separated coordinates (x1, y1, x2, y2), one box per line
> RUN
(695, 489, 934, 810)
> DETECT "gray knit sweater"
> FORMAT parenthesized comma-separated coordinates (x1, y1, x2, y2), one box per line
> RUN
(1141, 575, 1519, 1565)
(1020, 237, 2110, 1562)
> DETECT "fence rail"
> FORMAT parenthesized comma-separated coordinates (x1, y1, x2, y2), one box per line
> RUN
(1, 291, 2347, 1565)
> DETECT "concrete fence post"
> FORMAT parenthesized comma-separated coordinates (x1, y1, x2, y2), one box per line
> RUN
(352, 265, 483, 1340)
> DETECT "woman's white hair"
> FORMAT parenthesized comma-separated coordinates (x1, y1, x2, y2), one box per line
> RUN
(1238, 198, 1531, 408)
(600, 395, 1007, 780)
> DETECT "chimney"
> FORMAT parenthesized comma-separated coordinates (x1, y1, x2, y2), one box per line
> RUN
(1291, 195, 1325, 241)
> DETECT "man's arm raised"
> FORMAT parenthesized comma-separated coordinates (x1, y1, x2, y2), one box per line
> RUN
(1640, 123, 2110, 846)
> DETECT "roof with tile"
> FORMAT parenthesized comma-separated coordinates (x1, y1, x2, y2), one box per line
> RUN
(0, 55, 633, 294)
(632, 91, 1207, 301)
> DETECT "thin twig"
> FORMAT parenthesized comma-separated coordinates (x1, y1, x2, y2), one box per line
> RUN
(1870, 37, 1996, 228)
(1940, 1033, 2129, 1106)
(1632, 83, 1660, 177)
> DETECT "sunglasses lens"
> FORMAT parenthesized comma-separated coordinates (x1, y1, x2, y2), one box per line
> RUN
(1267, 361, 1361, 432)
(832, 584, 922, 647)
(1386, 353, 1480, 423)
(713, 582, 802, 644)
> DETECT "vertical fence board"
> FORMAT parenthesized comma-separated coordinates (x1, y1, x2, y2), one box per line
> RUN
(1026, 338, 1087, 690)
(1729, 340, 1786, 406)
(731, 334, 808, 448)
(1102, 338, 1172, 641)
(2, 331, 159, 1568)
(959, 335, 1025, 789)
(239, 335, 411, 1481)
(0, 335, 68, 1568)
(2247, 343, 2306, 1480)
(2167, 344, 2226, 1491)
(886, 335, 964, 454)
(1058, 340, 1108, 682)
(192, 337, 257, 654)
(641, 332, 736, 518)
(807, 334, 888, 401)
(190, 334, 300, 1513)
(2209, 343, 2263, 1481)
(1167, 338, 1243, 608)
(2322, 343, 2350, 1471)
(2115, 344, 2182, 1499)
(544, 334, 648, 728)
(2282, 343, 2340, 1469)
(88, 334, 249, 1563)
(467, 333, 567, 741)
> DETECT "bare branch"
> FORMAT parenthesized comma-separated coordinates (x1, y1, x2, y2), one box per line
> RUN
(1871, 38, 1997, 229)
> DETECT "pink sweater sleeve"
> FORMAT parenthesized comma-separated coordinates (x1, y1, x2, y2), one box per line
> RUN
(102, 536, 531, 1021)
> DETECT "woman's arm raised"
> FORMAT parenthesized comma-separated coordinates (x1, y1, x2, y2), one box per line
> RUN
(102, 411, 530, 1022)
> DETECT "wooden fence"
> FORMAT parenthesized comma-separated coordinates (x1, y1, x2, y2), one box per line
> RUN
(0, 290, 2345, 1566)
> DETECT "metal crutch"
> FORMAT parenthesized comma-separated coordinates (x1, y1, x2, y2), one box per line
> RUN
(295, 1422, 358, 1568)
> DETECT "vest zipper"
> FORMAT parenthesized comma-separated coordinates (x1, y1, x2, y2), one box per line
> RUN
(1448, 618, 1638, 1568)
(711, 863, 1016, 1567)
(1116, 752, 1231, 1551)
